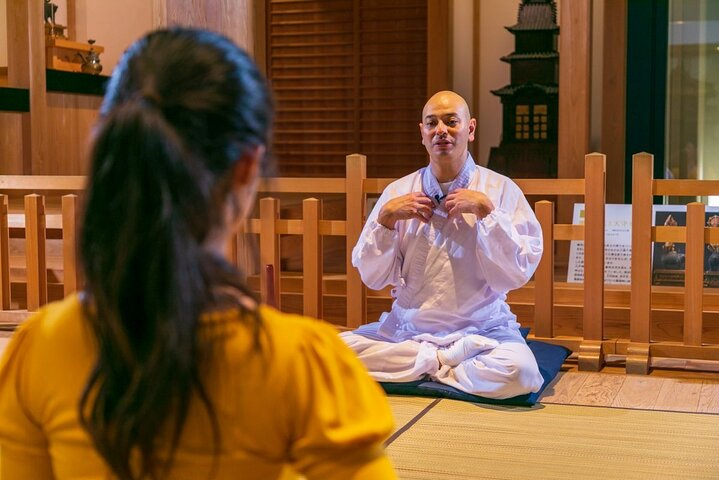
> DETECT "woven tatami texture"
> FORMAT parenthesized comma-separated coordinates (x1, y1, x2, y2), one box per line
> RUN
(386, 397, 719, 480)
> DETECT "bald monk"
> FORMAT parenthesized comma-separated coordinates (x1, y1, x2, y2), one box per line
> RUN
(341, 91, 544, 399)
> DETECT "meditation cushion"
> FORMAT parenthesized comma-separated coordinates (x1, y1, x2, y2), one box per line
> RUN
(379, 328, 570, 406)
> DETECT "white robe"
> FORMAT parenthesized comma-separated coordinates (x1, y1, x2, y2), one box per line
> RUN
(341, 160, 545, 399)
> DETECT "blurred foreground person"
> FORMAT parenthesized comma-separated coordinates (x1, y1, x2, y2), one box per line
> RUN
(0, 27, 396, 480)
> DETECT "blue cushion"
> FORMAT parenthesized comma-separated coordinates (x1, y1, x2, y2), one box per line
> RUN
(379, 330, 569, 406)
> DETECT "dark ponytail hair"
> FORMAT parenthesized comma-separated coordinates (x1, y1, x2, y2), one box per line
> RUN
(78, 28, 273, 479)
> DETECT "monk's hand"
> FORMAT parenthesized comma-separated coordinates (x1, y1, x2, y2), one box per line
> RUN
(377, 192, 434, 229)
(445, 189, 495, 220)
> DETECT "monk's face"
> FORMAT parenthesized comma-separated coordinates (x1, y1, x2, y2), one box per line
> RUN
(419, 91, 476, 165)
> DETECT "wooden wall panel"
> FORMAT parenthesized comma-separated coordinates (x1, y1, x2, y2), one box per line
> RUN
(0, 114, 24, 174)
(42, 93, 102, 175)
(164, 0, 253, 51)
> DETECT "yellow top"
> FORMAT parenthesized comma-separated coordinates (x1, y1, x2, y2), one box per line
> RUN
(0, 294, 396, 479)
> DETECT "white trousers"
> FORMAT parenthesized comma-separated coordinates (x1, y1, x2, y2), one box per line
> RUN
(340, 327, 544, 400)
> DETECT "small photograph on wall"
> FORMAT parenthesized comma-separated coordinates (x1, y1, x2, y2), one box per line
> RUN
(651, 206, 719, 287)
(652, 208, 687, 286)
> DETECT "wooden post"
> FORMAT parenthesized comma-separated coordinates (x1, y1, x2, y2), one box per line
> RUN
(427, 0, 450, 94)
(346, 154, 366, 328)
(62, 194, 80, 296)
(0, 195, 10, 309)
(303, 198, 323, 319)
(25, 194, 47, 311)
(578, 153, 605, 371)
(260, 197, 280, 309)
(627, 152, 653, 374)
(684, 202, 704, 346)
(534, 200, 554, 338)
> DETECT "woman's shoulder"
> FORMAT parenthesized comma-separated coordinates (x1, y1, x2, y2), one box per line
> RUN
(5, 294, 88, 351)
(258, 305, 345, 351)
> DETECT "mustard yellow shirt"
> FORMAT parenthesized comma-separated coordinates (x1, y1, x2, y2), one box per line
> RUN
(0, 294, 397, 479)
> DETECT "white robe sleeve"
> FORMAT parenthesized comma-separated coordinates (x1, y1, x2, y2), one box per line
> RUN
(351, 190, 404, 291)
(474, 182, 543, 292)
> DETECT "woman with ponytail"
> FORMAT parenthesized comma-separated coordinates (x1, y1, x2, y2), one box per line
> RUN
(0, 28, 396, 480)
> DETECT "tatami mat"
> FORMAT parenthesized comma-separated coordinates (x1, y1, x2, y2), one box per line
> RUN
(387, 395, 437, 434)
(386, 397, 719, 480)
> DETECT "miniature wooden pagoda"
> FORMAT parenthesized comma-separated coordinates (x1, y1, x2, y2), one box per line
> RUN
(488, 0, 559, 178)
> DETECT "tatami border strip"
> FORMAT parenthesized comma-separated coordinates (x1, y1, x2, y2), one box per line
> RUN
(385, 398, 442, 447)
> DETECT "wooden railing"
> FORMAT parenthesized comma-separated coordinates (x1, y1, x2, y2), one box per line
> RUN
(626, 152, 719, 373)
(2, 153, 718, 374)
(0, 176, 85, 327)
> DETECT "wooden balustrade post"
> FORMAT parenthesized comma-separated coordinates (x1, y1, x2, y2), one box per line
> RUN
(534, 200, 554, 339)
(260, 197, 280, 309)
(0, 195, 10, 309)
(62, 194, 81, 296)
(303, 198, 323, 319)
(684, 202, 704, 346)
(627, 152, 653, 374)
(346, 154, 366, 329)
(25, 194, 47, 311)
(578, 153, 606, 371)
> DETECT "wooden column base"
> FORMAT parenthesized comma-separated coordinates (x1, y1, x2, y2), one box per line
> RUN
(625, 342, 651, 375)
(578, 340, 604, 371)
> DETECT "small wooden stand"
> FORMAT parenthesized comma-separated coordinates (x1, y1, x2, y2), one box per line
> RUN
(46, 38, 104, 73)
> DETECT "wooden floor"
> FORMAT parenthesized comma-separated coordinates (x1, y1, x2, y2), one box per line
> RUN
(1, 330, 718, 413)
(539, 365, 719, 414)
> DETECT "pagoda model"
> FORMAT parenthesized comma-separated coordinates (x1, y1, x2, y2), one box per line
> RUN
(488, 0, 559, 178)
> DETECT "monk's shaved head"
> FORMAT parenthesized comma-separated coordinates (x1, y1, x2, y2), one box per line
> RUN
(422, 90, 471, 122)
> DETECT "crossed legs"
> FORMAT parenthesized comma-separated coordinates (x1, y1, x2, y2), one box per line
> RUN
(340, 330, 544, 400)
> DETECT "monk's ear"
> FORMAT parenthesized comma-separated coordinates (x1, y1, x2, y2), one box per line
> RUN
(468, 118, 477, 142)
(232, 145, 265, 187)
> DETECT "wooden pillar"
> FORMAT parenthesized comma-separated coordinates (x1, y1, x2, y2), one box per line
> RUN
(7, 0, 46, 174)
(601, 0, 627, 203)
(160, 0, 254, 52)
(556, 0, 592, 269)
(427, 0, 450, 95)
(558, 0, 592, 180)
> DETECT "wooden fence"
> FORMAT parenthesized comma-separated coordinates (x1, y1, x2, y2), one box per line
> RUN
(2, 153, 719, 373)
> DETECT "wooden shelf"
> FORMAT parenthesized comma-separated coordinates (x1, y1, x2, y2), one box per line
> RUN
(0, 87, 30, 112)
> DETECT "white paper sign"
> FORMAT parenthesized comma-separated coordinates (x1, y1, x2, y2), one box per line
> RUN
(567, 204, 632, 284)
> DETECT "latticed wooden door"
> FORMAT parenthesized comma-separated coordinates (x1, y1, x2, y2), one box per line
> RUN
(264, 0, 434, 178)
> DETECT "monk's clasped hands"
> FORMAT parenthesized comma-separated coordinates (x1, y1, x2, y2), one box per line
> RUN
(378, 192, 434, 229)
(444, 189, 494, 220)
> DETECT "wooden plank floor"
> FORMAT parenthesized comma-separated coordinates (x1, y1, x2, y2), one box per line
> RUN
(539, 366, 719, 413)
